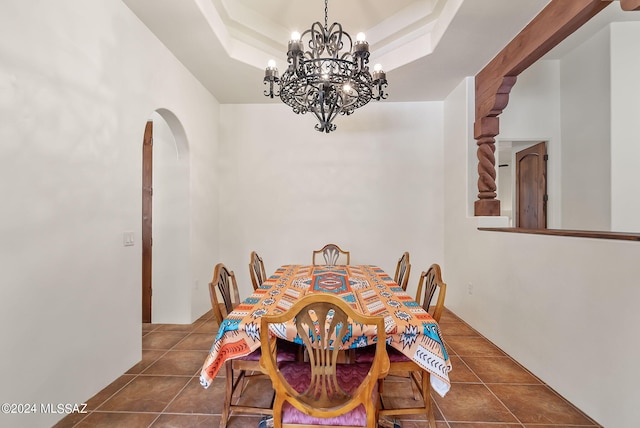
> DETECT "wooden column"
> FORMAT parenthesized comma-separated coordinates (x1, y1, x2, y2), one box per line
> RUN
(473, 0, 612, 216)
(474, 117, 499, 216)
(474, 76, 516, 216)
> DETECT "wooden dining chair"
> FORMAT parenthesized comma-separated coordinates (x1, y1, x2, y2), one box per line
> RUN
(312, 243, 350, 265)
(259, 293, 389, 428)
(209, 263, 241, 326)
(354, 264, 447, 428)
(249, 251, 267, 290)
(393, 251, 411, 291)
(381, 264, 447, 428)
(416, 263, 447, 324)
(209, 263, 298, 428)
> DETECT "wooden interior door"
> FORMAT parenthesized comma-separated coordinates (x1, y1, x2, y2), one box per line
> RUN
(142, 121, 153, 323)
(516, 141, 547, 229)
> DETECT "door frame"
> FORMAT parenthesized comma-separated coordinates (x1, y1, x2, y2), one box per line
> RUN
(515, 141, 547, 228)
(142, 121, 153, 323)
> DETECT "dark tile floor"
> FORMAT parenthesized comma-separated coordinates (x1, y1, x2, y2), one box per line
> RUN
(54, 308, 602, 428)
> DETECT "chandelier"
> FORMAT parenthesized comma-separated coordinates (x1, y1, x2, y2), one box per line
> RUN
(263, 0, 388, 133)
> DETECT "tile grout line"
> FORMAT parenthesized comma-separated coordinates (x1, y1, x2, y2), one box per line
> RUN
(455, 339, 526, 426)
(148, 374, 197, 427)
(147, 321, 214, 426)
(446, 318, 601, 427)
(430, 393, 451, 428)
(442, 317, 526, 427)
(450, 326, 600, 428)
(68, 325, 164, 427)
(70, 374, 140, 427)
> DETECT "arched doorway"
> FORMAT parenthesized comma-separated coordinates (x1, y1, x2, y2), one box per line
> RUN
(141, 109, 190, 323)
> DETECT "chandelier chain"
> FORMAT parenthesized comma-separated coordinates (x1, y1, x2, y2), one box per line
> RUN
(324, 0, 328, 31)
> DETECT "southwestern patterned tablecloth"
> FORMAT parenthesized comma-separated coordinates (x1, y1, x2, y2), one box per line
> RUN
(199, 264, 451, 397)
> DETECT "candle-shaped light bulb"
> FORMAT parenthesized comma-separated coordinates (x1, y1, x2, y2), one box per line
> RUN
(354, 32, 369, 54)
(264, 59, 279, 80)
(288, 31, 303, 55)
(372, 63, 386, 84)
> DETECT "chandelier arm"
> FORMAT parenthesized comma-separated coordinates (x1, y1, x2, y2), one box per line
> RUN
(302, 22, 326, 59)
(376, 82, 389, 100)
(313, 107, 337, 133)
(326, 22, 349, 58)
(309, 89, 328, 132)
(264, 81, 277, 98)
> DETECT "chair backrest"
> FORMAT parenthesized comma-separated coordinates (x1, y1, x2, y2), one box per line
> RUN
(393, 251, 411, 291)
(312, 244, 350, 265)
(249, 251, 267, 290)
(260, 294, 389, 424)
(209, 263, 241, 326)
(415, 264, 447, 323)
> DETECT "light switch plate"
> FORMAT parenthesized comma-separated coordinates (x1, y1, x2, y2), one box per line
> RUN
(123, 231, 135, 246)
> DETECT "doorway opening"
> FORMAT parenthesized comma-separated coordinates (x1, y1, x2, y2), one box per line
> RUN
(141, 109, 190, 323)
(498, 140, 548, 229)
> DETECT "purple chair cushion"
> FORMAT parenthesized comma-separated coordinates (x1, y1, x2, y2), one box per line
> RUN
(355, 345, 410, 363)
(275, 339, 301, 362)
(238, 340, 299, 362)
(237, 348, 262, 361)
(278, 362, 376, 426)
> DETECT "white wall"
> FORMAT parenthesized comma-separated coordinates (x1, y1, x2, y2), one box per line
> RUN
(218, 102, 445, 299)
(560, 26, 611, 230)
(499, 59, 561, 228)
(444, 78, 640, 428)
(151, 111, 191, 323)
(611, 22, 640, 233)
(0, 1, 219, 426)
(504, 21, 640, 233)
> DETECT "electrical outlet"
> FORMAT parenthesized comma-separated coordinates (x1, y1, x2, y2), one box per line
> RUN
(468, 282, 473, 295)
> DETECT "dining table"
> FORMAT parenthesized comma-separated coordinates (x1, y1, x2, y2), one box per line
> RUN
(199, 264, 452, 397)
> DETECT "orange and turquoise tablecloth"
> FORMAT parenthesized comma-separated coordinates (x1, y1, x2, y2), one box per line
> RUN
(199, 264, 451, 396)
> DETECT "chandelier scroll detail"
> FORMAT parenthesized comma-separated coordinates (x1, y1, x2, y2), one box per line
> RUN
(263, 0, 388, 133)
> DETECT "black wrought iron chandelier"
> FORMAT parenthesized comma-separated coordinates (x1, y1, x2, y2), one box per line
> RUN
(263, 0, 388, 133)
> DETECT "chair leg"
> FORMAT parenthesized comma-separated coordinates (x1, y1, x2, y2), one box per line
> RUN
(220, 361, 233, 428)
(423, 372, 436, 428)
(232, 369, 247, 403)
(273, 396, 283, 428)
(409, 371, 421, 400)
